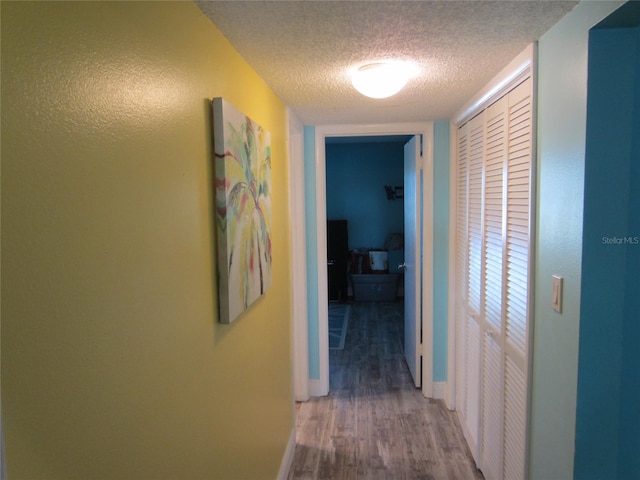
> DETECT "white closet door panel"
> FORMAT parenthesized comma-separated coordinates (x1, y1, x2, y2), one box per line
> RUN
(464, 114, 484, 461)
(456, 307, 468, 425)
(456, 123, 469, 305)
(504, 355, 528, 480)
(483, 98, 506, 334)
(506, 291, 528, 353)
(503, 77, 532, 480)
(505, 79, 532, 358)
(481, 97, 507, 480)
(465, 313, 482, 456)
(481, 334, 504, 480)
(467, 114, 484, 315)
(456, 123, 469, 420)
(504, 342, 527, 373)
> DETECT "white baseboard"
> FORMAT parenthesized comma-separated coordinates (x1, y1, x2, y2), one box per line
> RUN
(277, 429, 296, 480)
(308, 378, 327, 397)
(432, 382, 446, 400)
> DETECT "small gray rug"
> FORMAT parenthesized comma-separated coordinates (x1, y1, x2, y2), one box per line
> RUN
(328, 304, 350, 350)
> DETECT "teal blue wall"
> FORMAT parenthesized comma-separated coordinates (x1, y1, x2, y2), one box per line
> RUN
(530, 2, 625, 479)
(432, 121, 450, 383)
(326, 142, 404, 250)
(574, 18, 639, 479)
(620, 27, 640, 474)
(304, 126, 320, 380)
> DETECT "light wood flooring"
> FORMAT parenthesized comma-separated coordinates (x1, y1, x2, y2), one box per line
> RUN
(287, 301, 484, 480)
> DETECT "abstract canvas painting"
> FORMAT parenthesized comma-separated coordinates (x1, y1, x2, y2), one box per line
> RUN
(212, 98, 272, 324)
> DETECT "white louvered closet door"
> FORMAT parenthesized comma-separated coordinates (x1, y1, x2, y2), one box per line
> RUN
(455, 76, 533, 480)
(456, 110, 484, 462)
(503, 78, 533, 480)
(481, 96, 507, 480)
(463, 111, 485, 461)
(454, 120, 469, 449)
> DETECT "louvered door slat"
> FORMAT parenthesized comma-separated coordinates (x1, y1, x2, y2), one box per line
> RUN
(482, 334, 504, 480)
(504, 356, 527, 480)
(466, 312, 482, 455)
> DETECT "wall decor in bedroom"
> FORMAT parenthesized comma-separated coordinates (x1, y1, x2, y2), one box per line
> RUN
(212, 98, 272, 324)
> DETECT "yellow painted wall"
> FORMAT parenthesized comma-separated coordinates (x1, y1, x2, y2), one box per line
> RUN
(1, 2, 293, 478)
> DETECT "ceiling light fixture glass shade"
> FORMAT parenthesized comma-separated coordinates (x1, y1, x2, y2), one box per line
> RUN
(351, 62, 412, 99)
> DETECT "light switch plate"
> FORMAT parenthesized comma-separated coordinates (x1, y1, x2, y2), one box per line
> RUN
(552, 275, 563, 313)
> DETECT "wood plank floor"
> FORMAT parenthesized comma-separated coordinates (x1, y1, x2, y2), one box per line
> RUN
(288, 301, 484, 480)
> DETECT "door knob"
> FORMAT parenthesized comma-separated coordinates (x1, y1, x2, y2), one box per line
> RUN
(398, 263, 407, 271)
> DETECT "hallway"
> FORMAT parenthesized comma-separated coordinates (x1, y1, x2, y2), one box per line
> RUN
(288, 301, 483, 480)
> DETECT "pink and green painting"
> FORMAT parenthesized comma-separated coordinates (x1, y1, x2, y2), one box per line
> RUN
(212, 98, 272, 324)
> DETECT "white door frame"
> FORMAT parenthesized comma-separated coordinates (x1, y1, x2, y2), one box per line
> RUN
(309, 122, 434, 398)
(287, 108, 309, 402)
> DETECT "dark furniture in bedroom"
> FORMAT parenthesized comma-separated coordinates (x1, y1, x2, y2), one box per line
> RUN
(327, 220, 349, 302)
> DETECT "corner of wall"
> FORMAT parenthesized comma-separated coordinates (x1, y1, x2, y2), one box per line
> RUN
(433, 121, 450, 383)
(529, 2, 625, 479)
(303, 126, 320, 381)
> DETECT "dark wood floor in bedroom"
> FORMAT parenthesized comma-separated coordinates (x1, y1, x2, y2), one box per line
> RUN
(287, 301, 484, 480)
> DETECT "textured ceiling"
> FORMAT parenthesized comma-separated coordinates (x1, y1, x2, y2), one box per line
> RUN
(196, 1, 578, 125)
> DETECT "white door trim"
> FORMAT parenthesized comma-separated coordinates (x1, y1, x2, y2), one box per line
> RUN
(313, 122, 434, 398)
(445, 122, 458, 411)
(287, 108, 309, 402)
(421, 128, 434, 400)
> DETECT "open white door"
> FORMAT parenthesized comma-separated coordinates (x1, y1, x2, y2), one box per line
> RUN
(403, 136, 421, 387)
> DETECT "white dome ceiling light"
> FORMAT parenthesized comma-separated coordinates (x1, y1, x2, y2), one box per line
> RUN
(351, 61, 416, 99)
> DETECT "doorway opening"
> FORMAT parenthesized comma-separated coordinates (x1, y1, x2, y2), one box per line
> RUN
(310, 122, 434, 399)
(574, 7, 640, 477)
(325, 136, 409, 385)
(325, 135, 409, 301)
